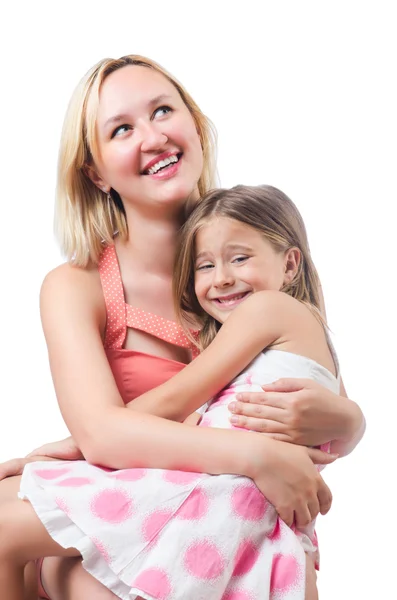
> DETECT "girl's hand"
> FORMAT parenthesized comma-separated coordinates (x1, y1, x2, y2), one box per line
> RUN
(250, 438, 337, 528)
(229, 378, 363, 448)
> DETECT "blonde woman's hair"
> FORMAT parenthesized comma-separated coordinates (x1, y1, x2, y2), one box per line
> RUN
(174, 184, 323, 350)
(55, 55, 217, 266)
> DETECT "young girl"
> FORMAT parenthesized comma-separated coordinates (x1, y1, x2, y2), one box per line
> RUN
(2, 184, 342, 600)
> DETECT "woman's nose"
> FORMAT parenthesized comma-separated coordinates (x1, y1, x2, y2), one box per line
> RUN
(139, 122, 168, 152)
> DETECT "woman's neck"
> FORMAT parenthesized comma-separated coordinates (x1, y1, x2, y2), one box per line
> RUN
(118, 208, 183, 277)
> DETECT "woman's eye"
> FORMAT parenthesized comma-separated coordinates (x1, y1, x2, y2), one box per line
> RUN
(111, 124, 132, 138)
(233, 256, 249, 264)
(153, 105, 172, 119)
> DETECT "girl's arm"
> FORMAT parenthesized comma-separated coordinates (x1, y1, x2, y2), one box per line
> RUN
(124, 290, 307, 421)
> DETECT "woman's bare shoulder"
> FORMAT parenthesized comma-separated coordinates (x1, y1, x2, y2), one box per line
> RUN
(40, 262, 105, 326)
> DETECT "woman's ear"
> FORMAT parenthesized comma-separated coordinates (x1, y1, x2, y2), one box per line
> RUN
(283, 247, 301, 285)
(83, 164, 110, 193)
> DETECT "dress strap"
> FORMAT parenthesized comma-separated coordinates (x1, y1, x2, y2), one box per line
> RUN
(98, 245, 127, 349)
(126, 305, 197, 350)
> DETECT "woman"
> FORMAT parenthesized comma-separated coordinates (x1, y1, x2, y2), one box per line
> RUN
(0, 55, 364, 599)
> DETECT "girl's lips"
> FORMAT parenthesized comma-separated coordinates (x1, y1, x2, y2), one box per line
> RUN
(212, 292, 251, 309)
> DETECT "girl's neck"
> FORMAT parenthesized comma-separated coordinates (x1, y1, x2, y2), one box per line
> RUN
(118, 207, 184, 277)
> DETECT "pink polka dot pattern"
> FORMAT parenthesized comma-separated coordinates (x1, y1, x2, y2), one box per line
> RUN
(110, 468, 147, 482)
(34, 468, 71, 480)
(184, 541, 225, 579)
(54, 496, 70, 516)
(231, 484, 268, 521)
(90, 489, 133, 524)
(270, 554, 300, 593)
(176, 488, 209, 520)
(132, 568, 172, 600)
(57, 477, 93, 487)
(163, 470, 201, 485)
(222, 592, 252, 600)
(232, 540, 259, 576)
(142, 510, 174, 542)
(98, 245, 199, 356)
(92, 537, 112, 564)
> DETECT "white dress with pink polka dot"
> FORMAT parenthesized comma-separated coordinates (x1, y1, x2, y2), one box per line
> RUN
(20, 347, 339, 600)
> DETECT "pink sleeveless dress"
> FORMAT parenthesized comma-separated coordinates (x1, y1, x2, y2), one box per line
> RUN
(22, 245, 337, 600)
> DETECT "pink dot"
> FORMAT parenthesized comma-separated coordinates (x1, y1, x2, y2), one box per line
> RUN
(163, 471, 201, 485)
(34, 468, 70, 480)
(132, 568, 171, 600)
(90, 489, 133, 523)
(142, 510, 173, 542)
(111, 469, 147, 481)
(231, 484, 267, 521)
(57, 477, 92, 487)
(55, 497, 70, 516)
(233, 540, 259, 576)
(270, 554, 300, 592)
(176, 488, 209, 520)
(92, 537, 111, 564)
(222, 592, 251, 600)
(269, 519, 282, 542)
(184, 541, 225, 579)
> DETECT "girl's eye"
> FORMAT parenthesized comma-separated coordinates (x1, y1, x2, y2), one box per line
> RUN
(153, 105, 172, 119)
(196, 263, 214, 271)
(232, 256, 249, 264)
(111, 124, 132, 138)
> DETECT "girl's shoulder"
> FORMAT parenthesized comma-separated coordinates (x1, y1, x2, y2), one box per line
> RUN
(241, 290, 313, 324)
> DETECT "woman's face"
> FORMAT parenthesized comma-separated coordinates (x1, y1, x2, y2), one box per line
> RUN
(93, 65, 204, 215)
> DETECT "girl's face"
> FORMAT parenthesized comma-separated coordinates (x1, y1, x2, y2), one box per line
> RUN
(92, 66, 204, 215)
(194, 217, 296, 324)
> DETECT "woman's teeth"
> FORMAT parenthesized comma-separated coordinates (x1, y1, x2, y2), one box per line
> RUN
(147, 154, 179, 175)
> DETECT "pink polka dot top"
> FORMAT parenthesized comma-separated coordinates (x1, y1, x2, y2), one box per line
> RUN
(98, 244, 197, 404)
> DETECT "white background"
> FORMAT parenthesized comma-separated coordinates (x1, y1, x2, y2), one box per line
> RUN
(0, 1, 395, 598)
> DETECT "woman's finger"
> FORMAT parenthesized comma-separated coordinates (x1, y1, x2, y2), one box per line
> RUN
(0, 458, 24, 480)
(229, 401, 285, 422)
(317, 480, 333, 516)
(261, 378, 315, 393)
(235, 391, 288, 409)
(307, 448, 338, 465)
(294, 503, 313, 529)
(229, 415, 290, 434)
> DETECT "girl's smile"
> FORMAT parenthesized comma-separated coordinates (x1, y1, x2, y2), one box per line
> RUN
(194, 217, 295, 323)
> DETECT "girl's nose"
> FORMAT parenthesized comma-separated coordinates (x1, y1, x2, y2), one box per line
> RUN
(213, 266, 235, 288)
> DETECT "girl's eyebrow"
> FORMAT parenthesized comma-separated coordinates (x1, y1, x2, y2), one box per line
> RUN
(103, 94, 173, 130)
(195, 244, 253, 261)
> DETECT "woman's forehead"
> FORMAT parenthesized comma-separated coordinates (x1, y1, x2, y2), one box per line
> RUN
(97, 65, 181, 124)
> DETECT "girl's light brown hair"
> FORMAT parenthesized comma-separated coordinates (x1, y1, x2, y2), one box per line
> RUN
(55, 55, 217, 266)
(174, 184, 322, 350)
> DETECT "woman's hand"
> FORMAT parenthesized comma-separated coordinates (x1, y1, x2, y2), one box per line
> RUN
(0, 437, 83, 481)
(229, 378, 364, 452)
(249, 437, 337, 528)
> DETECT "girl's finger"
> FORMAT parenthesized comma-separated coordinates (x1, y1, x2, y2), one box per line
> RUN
(307, 448, 338, 464)
(294, 503, 313, 529)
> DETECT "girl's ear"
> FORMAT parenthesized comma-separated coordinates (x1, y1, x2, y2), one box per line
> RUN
(283, 247, 301, 285)
(83, 164, 110, 193)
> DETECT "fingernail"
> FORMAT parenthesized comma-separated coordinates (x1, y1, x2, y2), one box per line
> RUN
(236, 394, 242, 401)
(228, 402, 236, 413)
(230, 415, 239, 425)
